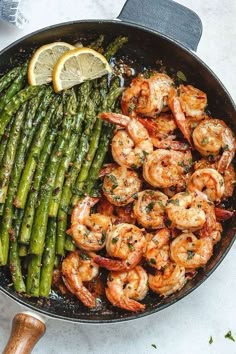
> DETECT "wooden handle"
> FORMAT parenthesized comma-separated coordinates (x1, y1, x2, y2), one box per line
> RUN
(3, 312, 46, 354)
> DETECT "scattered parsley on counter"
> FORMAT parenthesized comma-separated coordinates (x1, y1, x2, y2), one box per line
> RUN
(225, 331, 235, 342)
(209, 336, 213, 344)
(151, 344, 157, 349)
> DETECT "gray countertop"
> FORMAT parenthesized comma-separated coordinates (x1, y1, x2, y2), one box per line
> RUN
(0, 1, 235, 353)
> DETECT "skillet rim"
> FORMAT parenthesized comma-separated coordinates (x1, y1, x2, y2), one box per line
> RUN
(0, 18, 235, 324)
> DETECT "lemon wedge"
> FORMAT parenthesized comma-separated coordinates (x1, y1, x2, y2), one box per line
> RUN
(52, 47, 112, 93)
(28, 42, 75, 85)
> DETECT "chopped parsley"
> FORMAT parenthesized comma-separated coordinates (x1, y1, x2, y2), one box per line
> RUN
(151, 344, 157, 349)
(149, 258, 157, 265)
(187, 250, 195, 260)
(168, 199, 180, 206)
(132, 192, 138, 200)
(79, 253, 90, 260)
(128, 102, 136, 114)
(112, 237, 119, 244)
(146, 201, 155, 212)
(209, 336, 213, 344)
(108, 174, 118, 190)
(177, 70, 187, 82)
(223, 144, 229, 151)
(128, 243, 134, 251)
(225, 331, 235, 342)
(131, 163, 138, 169)
(201, 137, 209, 146)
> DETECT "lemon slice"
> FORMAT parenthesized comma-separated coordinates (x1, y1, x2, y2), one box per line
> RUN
(52, 47, 112, 92)
(28, 42, 75, 85)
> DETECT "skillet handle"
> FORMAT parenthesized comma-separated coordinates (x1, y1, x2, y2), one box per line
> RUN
(117, 0, 202, 51)
(3, 312, 46, 354)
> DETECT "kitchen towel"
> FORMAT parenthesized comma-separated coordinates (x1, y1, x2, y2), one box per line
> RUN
(0, 0, 27, 28)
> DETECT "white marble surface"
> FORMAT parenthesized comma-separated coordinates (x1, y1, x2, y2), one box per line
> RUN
(0, 1, 236, 353)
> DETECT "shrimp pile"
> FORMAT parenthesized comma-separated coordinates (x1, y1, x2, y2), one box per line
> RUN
(59, 70, 235, 313)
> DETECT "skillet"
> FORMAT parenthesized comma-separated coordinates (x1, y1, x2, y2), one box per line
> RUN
(1, 0, 235, 352)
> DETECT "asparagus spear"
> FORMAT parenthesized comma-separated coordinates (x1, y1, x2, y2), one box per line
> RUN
(15, 95, 59, 209)
(39, 219, 57, 297)
(0, 103, 27, 206)
(71, 79, 122, 205)
(0, 64, 27, 111)
(48, 89, 79, 218)
(19, 103, 63, 245)
(0, 93, 43, 203)
(0, 117, 14, 164)
(9, 209, 26, 292)
(104, 36, 128, 61)
(29, 94, 76, 255)
(0, 66, 21, 94)
(0, 85, 44, 137)
(26, 254, 42, 297)
(56, 97, 98, 255)
(89, 35, 105, 51)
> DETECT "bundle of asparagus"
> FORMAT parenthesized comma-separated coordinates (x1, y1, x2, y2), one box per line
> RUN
(0, 35, 128, 297)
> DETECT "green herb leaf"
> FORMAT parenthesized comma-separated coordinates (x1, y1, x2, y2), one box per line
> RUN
(223, 144, 229, 151)
(187, 250, 195, 260)
(108, 174, 118, 190)
(177, 71, 187, 82)
(112, 237, 118, 244)
(201, 137, 209, 146)
(149, 258, 157, 265)
(151, 344, 157, 349)
(209, 336, 213, 344)
(146, 201, 155, 212)
(168, 199, 180, 206)
(225, 331, 235, 342)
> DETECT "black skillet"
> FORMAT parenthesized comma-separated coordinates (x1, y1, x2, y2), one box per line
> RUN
(1, 0, 236, 352)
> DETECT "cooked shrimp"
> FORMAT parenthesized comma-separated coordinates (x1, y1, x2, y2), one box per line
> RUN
(99, 112, 153, 168)
(143, 149, 192, 189)
(105, 266, 148, 312)
(97, 197, 136, 224)
(210, 222, 222, 244)
(121, 73, 174, 118)
(68, 196, 112, 251)
(148, 262, 187, 297)
(194, 158, 236, 199)
(145, 228, 170, 269)
(61, 251, 99, 308)
(102, 166, 142, 206)
(179, 85, 207, 120)
(170, 233, 213, 268)
(187, 168, 225, 203)
(168, 87, 192, 145)
(166, 191, 215, 232)
(192, 119, 235, 173)
(133, 190, 168, 229)
(94, 223, 146, 271)
(138, 115, 189, 151)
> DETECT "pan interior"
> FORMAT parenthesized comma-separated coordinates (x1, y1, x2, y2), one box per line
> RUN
(0, 20, 235, 323)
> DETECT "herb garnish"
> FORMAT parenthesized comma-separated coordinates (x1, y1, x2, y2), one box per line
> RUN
(151, 344, 157, 349)
(209, 336, 213, 344)
(177, 71, 187, 82)
(168, 199, 179, 206)
(201, 137, 209, 146)
(187, 250, 194, 260)
(112, 237, 118, 244)
(146, 202, 155, 212)
(108, 174, 118, 190)
(149, 258, 157, 265)
(225, 331, 235, 342)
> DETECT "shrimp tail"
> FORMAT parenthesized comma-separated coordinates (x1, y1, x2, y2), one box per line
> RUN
(63, 277, 97, 309)
(94, 255, 127, 271)
(215, 207, 235, 221)
(98, 112, 130, 127)
(105, 288, 145, 312)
